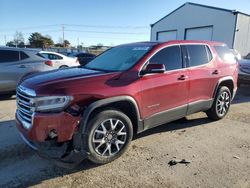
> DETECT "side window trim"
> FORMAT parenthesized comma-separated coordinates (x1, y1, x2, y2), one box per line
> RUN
(180, 45, 188, 68)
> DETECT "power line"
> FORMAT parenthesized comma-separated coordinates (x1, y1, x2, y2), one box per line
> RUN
(0, 23, 149, 32)
(63, 24, 149, 29)
(0, 24, 61, 31)
(65, 29, 149, 35)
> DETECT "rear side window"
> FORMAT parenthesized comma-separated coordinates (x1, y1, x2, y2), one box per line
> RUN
(20, 52, 29, 60)
(186, 45, 210, 67)
(149, 46, 182, 71)
(44, 53, 63, 60)
(0, 50, 19, 63)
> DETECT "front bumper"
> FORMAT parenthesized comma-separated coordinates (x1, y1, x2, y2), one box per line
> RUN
(16, 111, 80, 142)
(16, 111, 88, 168)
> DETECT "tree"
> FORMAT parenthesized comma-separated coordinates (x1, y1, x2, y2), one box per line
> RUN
(64, 40, 70, 47)
(13, 31, 24, 47)
(42, 36, 54, 48)
(54, 43, 63, 47)
(28, 32, 54, 49)
(6, 41, 15, 47)
(28, 32, 43, 48)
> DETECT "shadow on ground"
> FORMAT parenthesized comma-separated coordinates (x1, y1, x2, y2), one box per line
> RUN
(0, 115, 212, 187)
(233, 85, 250, 104)
(0, 95, 16, 101)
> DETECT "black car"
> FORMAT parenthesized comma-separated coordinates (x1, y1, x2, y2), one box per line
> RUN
(69, 52, 96, 66)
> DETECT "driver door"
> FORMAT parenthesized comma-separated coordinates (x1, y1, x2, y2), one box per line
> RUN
(139, 45, 189, 129)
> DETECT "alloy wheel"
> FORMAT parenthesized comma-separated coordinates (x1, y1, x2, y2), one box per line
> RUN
(216, 91, 230, 116)
(92, 118, 127, 156)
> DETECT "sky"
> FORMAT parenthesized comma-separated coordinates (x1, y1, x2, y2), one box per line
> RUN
(1, 0, 250, 47)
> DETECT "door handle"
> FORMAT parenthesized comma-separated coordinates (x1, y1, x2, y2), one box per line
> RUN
(18, 65, 27, 68)
(178, 75, 188, 80)
(212, 70, 220, 75)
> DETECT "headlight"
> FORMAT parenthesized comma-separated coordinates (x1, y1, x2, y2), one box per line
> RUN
(31, 96, 73, 112)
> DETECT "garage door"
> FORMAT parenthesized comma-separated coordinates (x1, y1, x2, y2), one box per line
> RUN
(185, 26, 213, 41)
(157, 30, 177, 42)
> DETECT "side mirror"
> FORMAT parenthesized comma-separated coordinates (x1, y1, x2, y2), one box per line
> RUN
(142, 63, 166, 75)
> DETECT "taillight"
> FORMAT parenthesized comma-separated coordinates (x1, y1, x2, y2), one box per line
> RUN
(45, 60, 53, 67)
(76, 58, 80, 64)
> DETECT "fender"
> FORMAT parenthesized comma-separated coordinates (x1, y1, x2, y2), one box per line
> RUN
(213, 76, 235, 98)
(80, 95, 143, 134)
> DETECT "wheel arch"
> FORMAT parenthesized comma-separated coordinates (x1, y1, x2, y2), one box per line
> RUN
(213, 76, 234, 99)
(80, 96, 143, 135)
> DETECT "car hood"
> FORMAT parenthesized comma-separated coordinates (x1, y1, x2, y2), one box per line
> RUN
(21, 67, 118, 92)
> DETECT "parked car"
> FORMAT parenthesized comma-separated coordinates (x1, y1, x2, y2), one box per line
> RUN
(39, 51, 79, 68)
(230, 50, 250, 86)
(0, 47, 55, 98)
(238, 58, 250, 86)
(69, 52, 96, 66)
(16, 41, 238, 168)
(230, 49, 242, 61)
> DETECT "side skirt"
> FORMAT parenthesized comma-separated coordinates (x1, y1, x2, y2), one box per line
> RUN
(143, 105, 187, 131)
(141, 99, 214, 133)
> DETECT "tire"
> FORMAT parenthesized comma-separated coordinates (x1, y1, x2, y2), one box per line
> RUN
(206, 86, 231, 120)
(86, 109, 133, 164)
(59, 65, 68, 69)
(0, 93, 13, 100)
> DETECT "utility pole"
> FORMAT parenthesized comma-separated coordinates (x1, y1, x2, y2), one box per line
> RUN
(62, 25, 65, 47)
(4, 35, 6, 46)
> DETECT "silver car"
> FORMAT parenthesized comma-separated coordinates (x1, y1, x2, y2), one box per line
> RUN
(0, 47, 55, 98)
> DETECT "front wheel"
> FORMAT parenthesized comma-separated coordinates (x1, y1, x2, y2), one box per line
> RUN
(206, 86, 231, 120)
(86, 109, 133, 164)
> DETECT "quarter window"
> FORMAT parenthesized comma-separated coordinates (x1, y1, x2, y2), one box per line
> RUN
(186, 45, 210, 67)
(214, 45, 235, 62)
(149, 46, 182, 71)
(0, 50, 19, 63)
(20, 51, 29, 60)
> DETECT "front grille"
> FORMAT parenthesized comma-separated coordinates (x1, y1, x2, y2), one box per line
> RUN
(16, 86, 35, 129)
(241, 66, 250, 74)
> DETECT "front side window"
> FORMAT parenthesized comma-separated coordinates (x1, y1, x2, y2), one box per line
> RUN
(84, 45, 152, 71)
(0, 50, 19, 63)
(149, 46, 182, 71)
(186, 45, 210, 67)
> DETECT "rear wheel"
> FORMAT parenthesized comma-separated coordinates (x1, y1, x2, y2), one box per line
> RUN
(0, 92, 15, 100)
(86, 109, 133, 164)
(206, 86, 231, 120)
(59, 65, 68, 69)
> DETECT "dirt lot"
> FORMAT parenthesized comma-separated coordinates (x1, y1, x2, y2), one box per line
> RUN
(0, 86, 250, 188)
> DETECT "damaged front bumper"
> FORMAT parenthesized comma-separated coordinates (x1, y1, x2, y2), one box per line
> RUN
(16, 113, 88, 169)
(18, 131, 88, 169)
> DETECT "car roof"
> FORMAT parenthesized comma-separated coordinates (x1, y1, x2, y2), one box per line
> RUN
(0, 46, 40, 52)
(118, 40, 226, 47)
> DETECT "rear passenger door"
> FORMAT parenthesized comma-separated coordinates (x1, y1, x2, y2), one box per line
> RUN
(140, 45, 189, 129)
(184, 44, 218, 114)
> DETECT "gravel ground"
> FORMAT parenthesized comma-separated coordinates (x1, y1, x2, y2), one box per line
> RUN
(0, 86, 250, 188)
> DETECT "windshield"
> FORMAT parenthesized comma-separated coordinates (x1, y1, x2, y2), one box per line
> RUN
(84, 45, 152, 72)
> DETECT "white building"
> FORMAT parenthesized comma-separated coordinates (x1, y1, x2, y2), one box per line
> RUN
(150, 2, 250, 56)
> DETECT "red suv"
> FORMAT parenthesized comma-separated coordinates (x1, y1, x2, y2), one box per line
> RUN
(16, 40, 238, 167)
